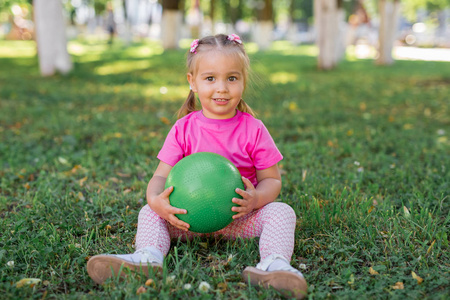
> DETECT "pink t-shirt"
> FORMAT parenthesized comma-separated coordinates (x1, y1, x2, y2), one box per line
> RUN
(157, 110, 283, 186)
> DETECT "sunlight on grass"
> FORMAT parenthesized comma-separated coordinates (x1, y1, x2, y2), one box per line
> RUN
(143, 85, 188, 101)
(123, 43, 164, 58)
(271, 42, 318, 56)
(346, 44, 378, 61)
(94, 60, 153, 75)
(0, 40, 35, 57)
(68, 41, 110, 56)
(270, 72, 298, 84)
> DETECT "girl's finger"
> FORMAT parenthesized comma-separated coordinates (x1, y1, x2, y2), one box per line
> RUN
(170, 206, 187, 215)
(241, 176, 255, 189)
(232, 198, 245, 206)
(235, 188, 249, 198)
(232, 212, 247, 219)
(161, 186, 174, 197)
(169, 216, 190, 231)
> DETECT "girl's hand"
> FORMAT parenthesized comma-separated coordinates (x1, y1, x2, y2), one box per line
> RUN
(231, 177, 258, 219)
(149, 186, 190, 232)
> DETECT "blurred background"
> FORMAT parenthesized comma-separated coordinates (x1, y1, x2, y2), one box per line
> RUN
(1, 0, 449, 76)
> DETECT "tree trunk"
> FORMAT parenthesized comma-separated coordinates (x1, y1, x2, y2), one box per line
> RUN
(335, 7, 347, 62)
(254, 0, 273, 50)
(188, 0, 201, 39)
(314, 0, 341, 70)
(33, 0, 72, 76)
(210, 0, 215, 34)
(161, 0, 182, 49)
(377, 0, 400, 65)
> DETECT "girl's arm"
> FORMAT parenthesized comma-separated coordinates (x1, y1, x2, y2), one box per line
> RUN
(146, 161, 190, 231)
(231, 164, 282, 219)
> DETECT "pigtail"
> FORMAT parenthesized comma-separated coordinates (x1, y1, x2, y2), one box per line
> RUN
(177, 90, 197, 119)
(237, 99, 256, 117)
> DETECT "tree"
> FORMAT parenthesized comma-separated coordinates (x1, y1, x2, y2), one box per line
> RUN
(402, 0, 450, 21)
(314, 0, 346, 70)
(254, 0, 273, 50)
(33, 0, 72, 76)
(161, 0, 183, 49)
(376, 0, 400, 65)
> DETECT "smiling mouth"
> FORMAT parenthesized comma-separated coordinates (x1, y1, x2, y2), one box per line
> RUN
(213, 98, 229, 102)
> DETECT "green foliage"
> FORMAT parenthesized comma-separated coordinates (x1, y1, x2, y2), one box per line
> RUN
(0, 40, 449, 299)
(401, 0, 450, 22)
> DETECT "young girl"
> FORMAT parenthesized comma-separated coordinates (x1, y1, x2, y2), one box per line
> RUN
(87, 34, 308, 299)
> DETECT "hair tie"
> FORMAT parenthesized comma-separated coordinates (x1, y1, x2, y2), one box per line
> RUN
(190, 39, 199, 53)
(227, 34, 242, 44)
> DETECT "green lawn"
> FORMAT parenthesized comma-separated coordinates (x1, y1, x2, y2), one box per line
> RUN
(0, 40, 449, 299)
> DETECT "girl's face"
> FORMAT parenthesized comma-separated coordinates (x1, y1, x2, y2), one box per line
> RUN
(187, 51, 245, 119)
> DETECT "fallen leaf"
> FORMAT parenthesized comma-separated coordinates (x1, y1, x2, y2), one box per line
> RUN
(71, 165, 82, 173)
(116, 172, 131, 178)
(392, 282, 404, 290)
(145, 279, 155, 287)
(136, 286, 147, 295)
(302, 169, 307, 182)
(160, 117, 171, 125)
(16, 278, 41, 288)
(199, 242, 208, 249)
(109, 177, 120, 183)
(369, 267, 379, 275)
(217, 282, 228, 293)
(77, 192, 85, 201)
(427, 240, 436, 255)
(79, 176, 88, 187)
(411, 271, 423, 284)
(58, 157, 68, 165)
(347, 274, 355, 285)
(403, 206, 410, 218)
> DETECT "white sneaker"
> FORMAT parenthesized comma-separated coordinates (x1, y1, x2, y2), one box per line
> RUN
(87, 247, 163, 284)
(242, 254, 308, 299)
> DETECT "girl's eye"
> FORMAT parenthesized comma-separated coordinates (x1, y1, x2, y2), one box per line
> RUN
(229, 76, 238, 82)
(206, 76, 214, 81)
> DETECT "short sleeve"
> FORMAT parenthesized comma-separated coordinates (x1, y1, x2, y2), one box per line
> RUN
(157, 123, 185, 166)
(251, 122, 283, 170)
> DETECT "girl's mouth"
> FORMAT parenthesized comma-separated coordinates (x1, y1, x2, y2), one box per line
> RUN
(213, 98, 229, 105)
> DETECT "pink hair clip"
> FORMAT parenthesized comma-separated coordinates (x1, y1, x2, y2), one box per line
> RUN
(227, 34, 242, 44)
(190, 39, 199, 53)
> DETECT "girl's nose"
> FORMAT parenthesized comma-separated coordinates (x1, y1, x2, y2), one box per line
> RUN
(216, 80, 228, 93)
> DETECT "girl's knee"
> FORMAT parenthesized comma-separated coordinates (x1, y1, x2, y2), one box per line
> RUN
(138, 204, 158, 218)
(265, 202, 296, 220)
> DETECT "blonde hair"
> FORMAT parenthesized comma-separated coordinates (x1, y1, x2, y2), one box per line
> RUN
(177, 34, 256, 119)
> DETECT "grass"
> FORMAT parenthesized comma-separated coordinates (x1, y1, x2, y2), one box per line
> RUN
(0, 39, 449, 299)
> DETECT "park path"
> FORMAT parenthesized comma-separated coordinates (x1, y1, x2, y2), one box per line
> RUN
(394, 46, 450, 62)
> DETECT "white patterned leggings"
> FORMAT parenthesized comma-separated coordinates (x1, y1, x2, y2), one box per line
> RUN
(135, 202, 297, 262)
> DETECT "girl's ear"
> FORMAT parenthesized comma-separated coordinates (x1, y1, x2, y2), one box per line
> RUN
(187, 73, 197, 93)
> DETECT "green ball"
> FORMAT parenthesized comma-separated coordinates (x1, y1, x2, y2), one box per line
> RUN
(165, 152, 244, 233)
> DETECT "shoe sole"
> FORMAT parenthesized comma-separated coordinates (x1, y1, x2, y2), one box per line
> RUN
(87, 255, 162, 284)
(242, 267, 308, 299)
